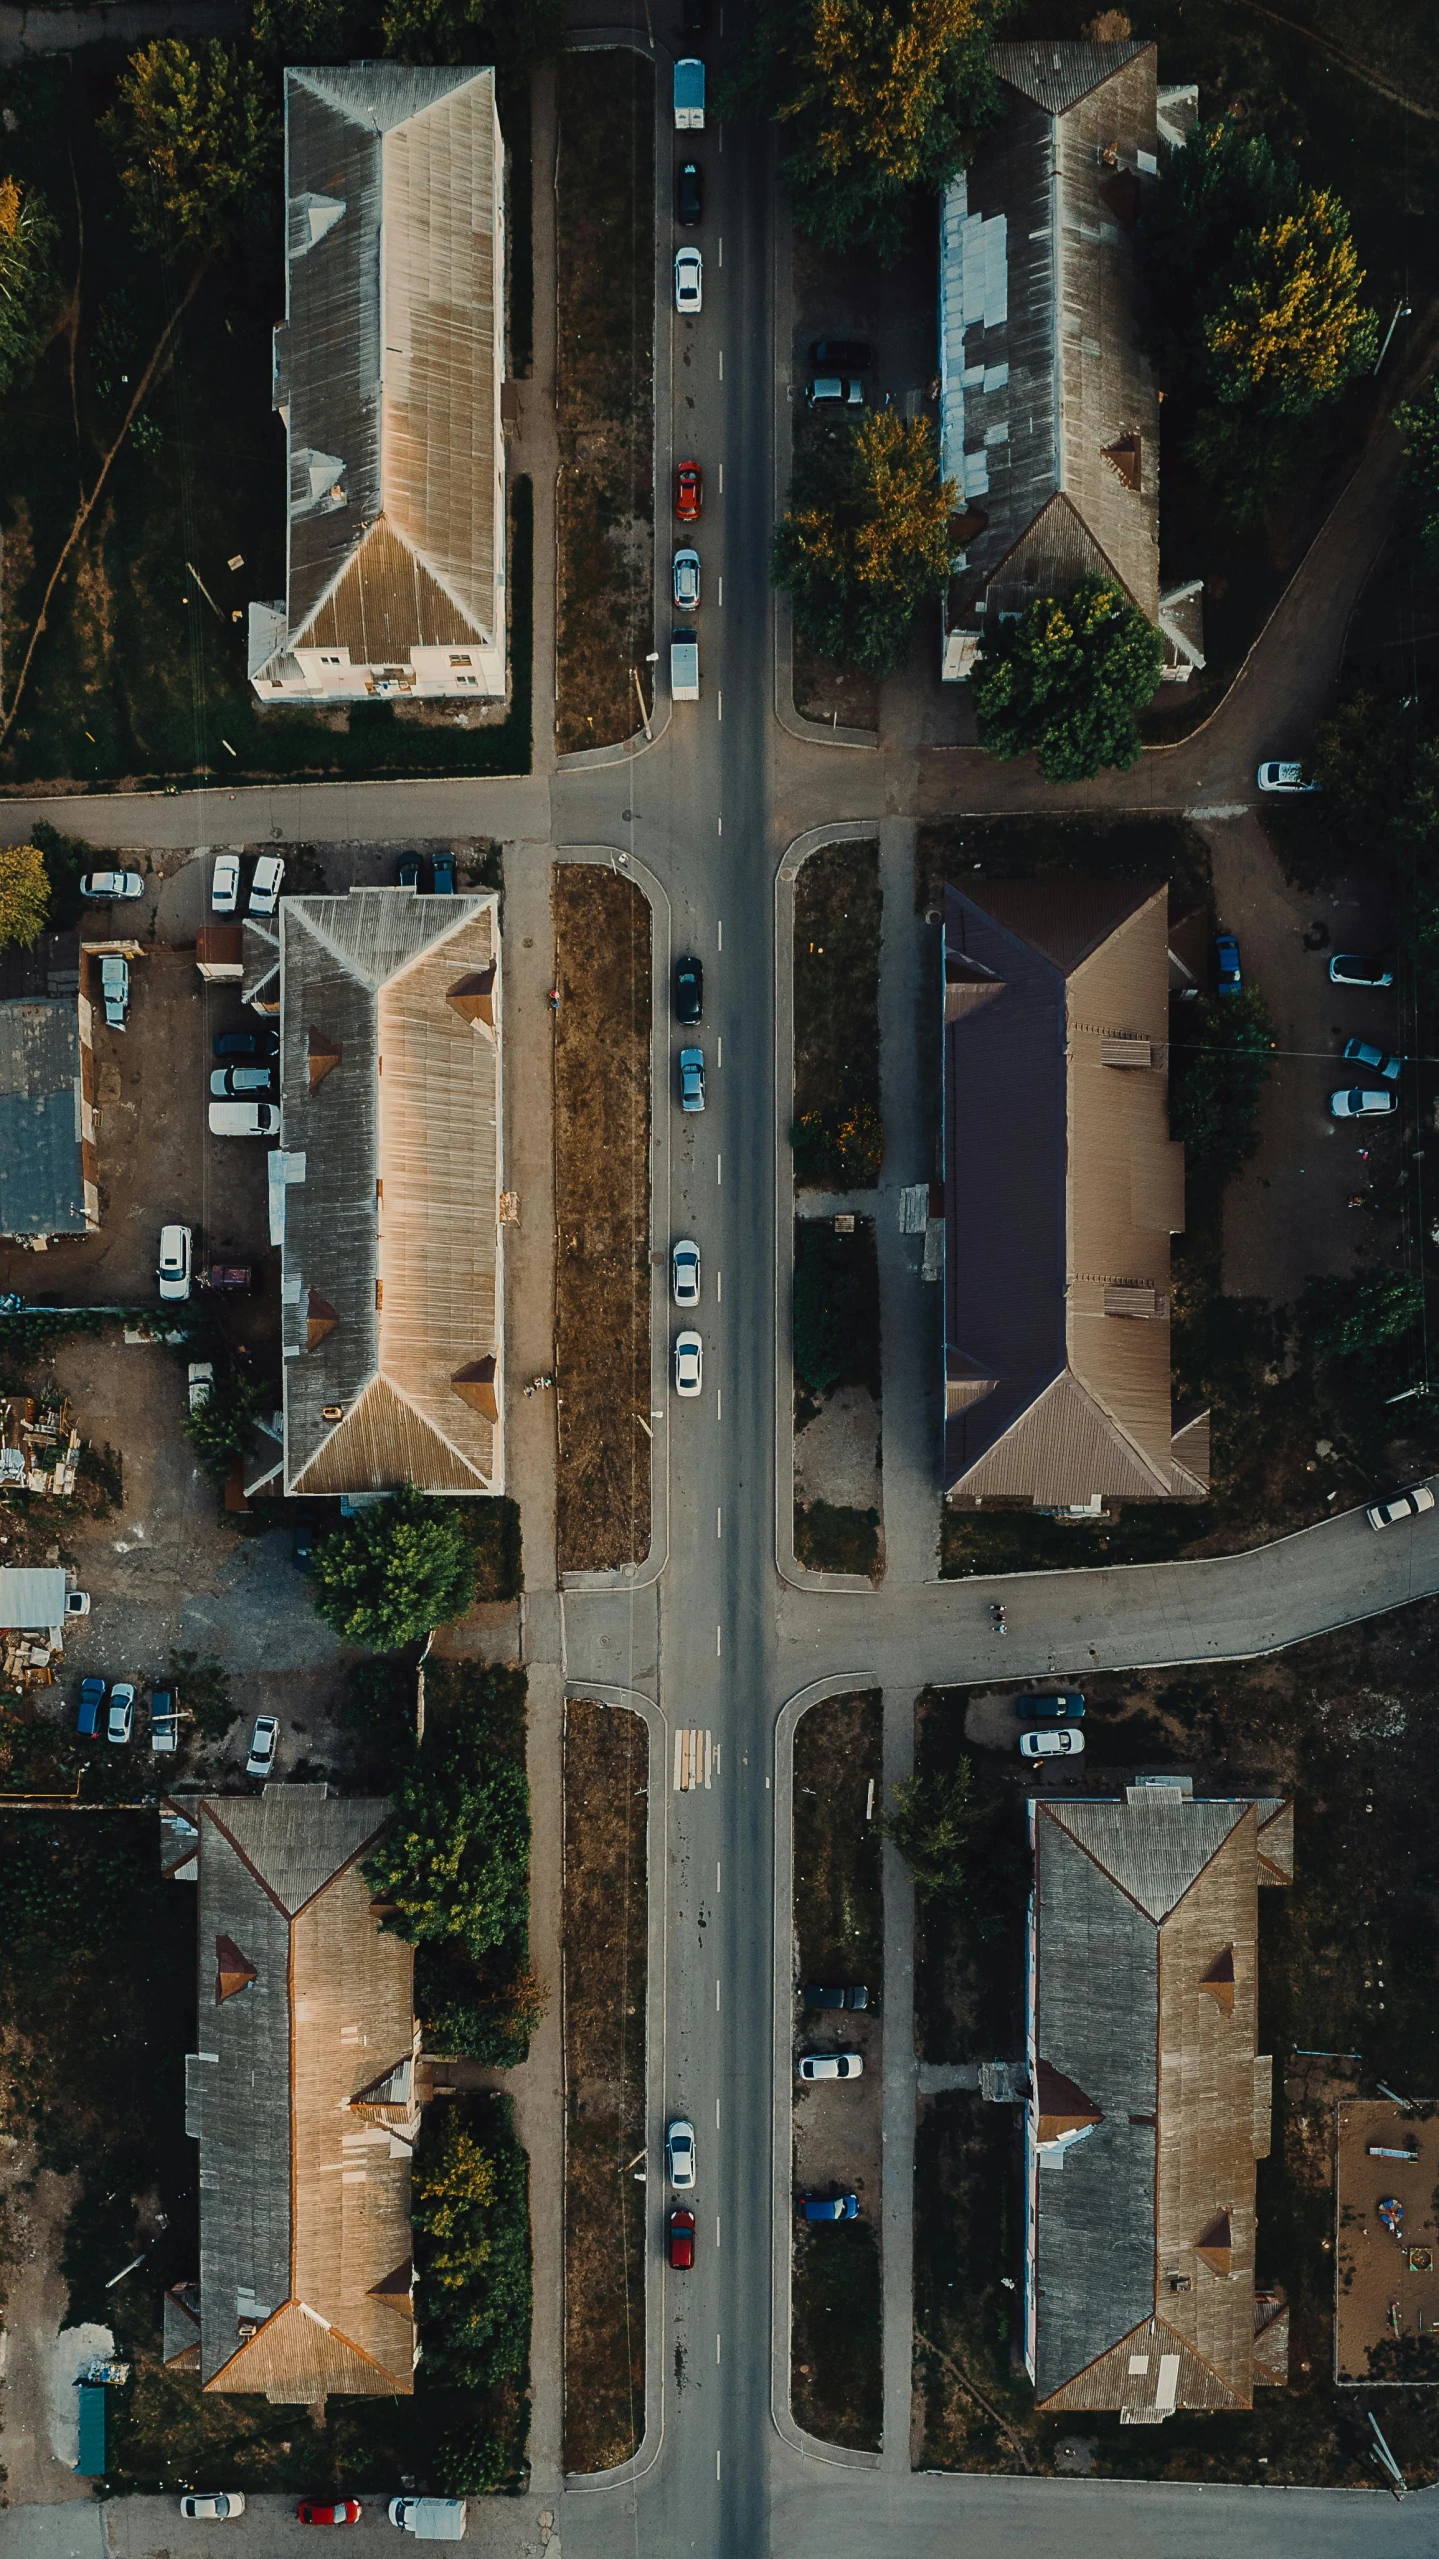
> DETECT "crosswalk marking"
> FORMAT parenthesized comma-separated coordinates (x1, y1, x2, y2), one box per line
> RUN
(673, 1728, 715, 1791)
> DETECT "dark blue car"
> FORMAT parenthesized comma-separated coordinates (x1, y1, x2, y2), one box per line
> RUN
(1215, 933, 1242, 996)
(76, 1676, 106, 1736)
(1015, 1690, 1085, 1721)
(213, 1028, 280, 1060)
(397, 853, 422, 889)
(800, 2191, 859, 2222)
(431, 852, 457, 894)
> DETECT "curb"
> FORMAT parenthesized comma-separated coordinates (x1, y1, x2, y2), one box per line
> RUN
(560, 1679, 669, 2495)
(771, 1675, 885, 2470)
(773, 823, 888, 1595)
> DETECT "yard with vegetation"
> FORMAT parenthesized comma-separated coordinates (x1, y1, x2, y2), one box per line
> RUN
(792, 837, 882, 1190)
(562, 1698, 648, 2472)
(554, 50, 654, 753)
(553, 865, 652, 1573)
(793, 1216, 883, 1579)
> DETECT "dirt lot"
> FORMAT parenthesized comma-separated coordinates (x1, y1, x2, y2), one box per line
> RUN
(554, 52, 655, 754)
(563, 1698, 648, 2473)
(553, 866, 652, 1573)
(1335, 2098, 1439, 2385)
(792, 840, 882, 1191)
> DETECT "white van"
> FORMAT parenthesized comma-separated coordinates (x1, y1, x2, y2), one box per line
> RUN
(208, 1100, 279, 1137)
(388, 2500, 467, 2540)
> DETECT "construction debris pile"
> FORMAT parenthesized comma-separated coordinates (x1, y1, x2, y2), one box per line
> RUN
(0, 1393, 80, 1498)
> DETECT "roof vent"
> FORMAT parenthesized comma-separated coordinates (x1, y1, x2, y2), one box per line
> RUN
(214, 1935, 257, 2005)
(306, 1292, 339, 1350)
(308, 1030, 342, 1092)
(451, 1356, 499, 1422)
(1200, 1946, 1236, 2016)
(322, 1402, 344, 1422)
(1196, 2211, 1233, 2276)
(446, 965, 497, 1028)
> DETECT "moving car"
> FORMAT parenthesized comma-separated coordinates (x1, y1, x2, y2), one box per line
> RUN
(800, 2191, 859, 2221)
(1018, 1726, 1085, 1759)
(179, 2493, 246, 2520)
(188, 1361, 214, 1411)
(675, 459, 703, 522)
(806, 375, 864, 410)
(674, 1329, 703, 1397)
(80, 869, 144, 901)
(674, 953, 703, 1022)
(675, 246, 703, 314)
(432, 852, 457, 894)
(809, 337, 872, 370)
(211, 853, 241, 914)
(676, 160, 702, 226)
(397, 853, 422, 889)
(1342, 1037, 1401, 1082)
(210, 1065, 275, 1098)
(798, 2051, 864, 2081)
(100, 953, 130, 1030)
(247, 1714, 280, 1779)
(387, 2499, 468, 2539)
(213, 1028, 279, 1059)
(1214, 932, 1241, 996)
(209, 1100, 280, 1136)
(1366, 1484, 1436, 1532)
(156, 1224, 193, 1302)
(150, 1687, 179, 1754)
(672, 1238, 701, 1308)
(679, 1047, 705, 1112)
(106, 1681, 136, 1745)
(76, 1676, 106, 1737)
(673, 548, 701, 610)
(1015, 1690, 1085, 1721)
(1330, 1087, 1397, 1119)
(802, 1982, 869, 2009)
(298, 2503, 362, 2527)
(668, 2205, 696, 2270)
(1329, 953, 1394, 989)
(667, 2117, 696, 2189)
(247, 854, 285, 918)
(1257, 760, 1318, 793)
(673, 55, 705, 128)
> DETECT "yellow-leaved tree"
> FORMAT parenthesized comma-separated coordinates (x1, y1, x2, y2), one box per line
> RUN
(0, 842, 50, 950)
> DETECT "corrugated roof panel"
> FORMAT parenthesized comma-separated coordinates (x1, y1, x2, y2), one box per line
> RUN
(0, 1000, 87, 1237)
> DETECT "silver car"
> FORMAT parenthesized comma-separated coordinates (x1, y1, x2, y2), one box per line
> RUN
(246, 1715, 279, 1779)
(674, 246, 703, 314)
(247, 854, 285, 918)
(81, 869, 144, 900)
(667, 2117, 696, 2190)
(672, 1238, 701, 1308)
(673, 548, 701, 610)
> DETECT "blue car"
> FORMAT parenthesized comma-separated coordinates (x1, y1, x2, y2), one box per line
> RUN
(397, 853, 422, 890)
(76, 1676, 106, 1737)
(1015, 1690, 1085, 1721)
(431, 852, 457, 894)
(800, 2191, 859, 2222)
(1215, 933, 1242, 996)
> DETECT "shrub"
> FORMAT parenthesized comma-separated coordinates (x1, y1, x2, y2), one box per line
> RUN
(412, 2098, 531, 2391)
(310, 1482, 476, 1646)
(971, 576, 1165, 783)
(1168, 989, 1274, 1176)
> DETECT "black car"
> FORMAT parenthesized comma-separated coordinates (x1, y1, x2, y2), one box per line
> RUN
(677, 160, 702, 226)
(397, 853, 422, 889)
(213, 1028, 280, 1060)
(1015, 1690, 1086, 1721)
(809, 337, 873, 372)
(675, 953, 703, 1023)
(802, 1982, 870, 2010)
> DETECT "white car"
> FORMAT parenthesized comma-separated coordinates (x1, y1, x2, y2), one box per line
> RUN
(208, 1100, 280, 1136)
(179, 2492, 246, 2520)
(673, 548, 701, 610)
(798, 2052, 864, 2081)
(675, 246, 703, 314)
(100, 953, 130, 1029)
(1366, 1485, 1436, 1532)
(106, 1681, 136, 1745)
(157, 1223, 193, 1301)
(1019, 1726, 1085, 1759)
(1330, 1088, 1397, 1119)
(80, 869, 144, 900)
(674, 1329, 703, 1397)
(672, 1239, 700, 1308)
(66, 1589, 91, 1618)
(1329, 953, 1393, 989)
(246, 1715, 280, 1779)
(187, 1360, 214, 1412)
(1257, 760, 1318, 793)
(667, 2117, 696, 2190)
(247, 854, 285, 917)
(211, 853, 241, 915)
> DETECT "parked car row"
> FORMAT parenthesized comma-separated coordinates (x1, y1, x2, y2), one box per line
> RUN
(397, 850, 457, 892)
(212, 852, 284, 918)
(76, 1676, 176, 1752)
(178, 2494, 466, 2532)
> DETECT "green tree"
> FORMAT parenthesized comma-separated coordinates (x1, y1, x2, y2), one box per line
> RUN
(430, 2410, 508, 2494)
(881, 1759, 982, 1908)
(379, 0, 563, 71)
(106, 39, 274, 254)
(0, 178, 59, 399)
(182, 1369, 260, 1482)
(728, 0, 1007, 258)
(971, 575, 1164, 783)
(773, 411, 955, 677)
(1394, 377, 1439, 550)
(1301, 1268, 1424, 1372)
(310, 1482, 475, 1646)
(0, 842, 49, 949)
(364, 1728, 529, 1958)
(248, 0, 358, 65)
(1168, 989, 1274, 1177)
(411, 2099, 530, 2389)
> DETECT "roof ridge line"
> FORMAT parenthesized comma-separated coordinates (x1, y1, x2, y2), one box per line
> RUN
(200, 1800, 294, 1919)
(1053, 1364, 1174, 1496)
(1039, 1797, 1158, 1922)
(1157, 1802, 1254, 1924)
(371, 1369, 493, 1485)
(371, 511, 493, 649)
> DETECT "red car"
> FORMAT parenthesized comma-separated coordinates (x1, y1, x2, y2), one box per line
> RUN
(675, 459, 703, 522)
(668, 2205, 696, 2270)
(297, 2502, 362, 2526)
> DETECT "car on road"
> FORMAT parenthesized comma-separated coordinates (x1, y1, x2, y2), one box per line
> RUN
(1329, 953, 1394, 988)
(211, 853, 241, 914)
(675, 459, 703, 522)
(679, 1046, 705, 1112)
(801, 1982, 869, 2009)
(213, 1028, 279, 1059)
(150, 1687, 179, 1753)
(806, 375, 864, 410)
(673, 547, 701, 610)
(672, 1238, 701, 1308)
(247, 1714, 280, 1779)
(398, 853, 422, 889)
(667, 2117, 696, 2189)
(157, 1223, 193, 1301)
(188, 1361, 214, 1411)
(247, 854, 285, 917)
(1257, 760, 1318, 792)
(432, 852, 457, 894)
(668, 2205, 696, 2269)
(675, 246, 703, 313)
(676, 159, 702, 225)
(798, 2051, 864, 2081)
(106, 1681, 136, 1745)
(675, 953, 703, 1022)
(76, 1676, 106, 1737)
(1366, 1484, 1436, 1532)
(1214, 932, 1242, 996)
(1015, 1691, 1085, 1721)
(1018, 1726, 1085, 1759)
(209, 1100, 280, 1136)
(179, 2492, 246, 2520)
(210, 1064, 276, 1099)
(799, 2191, 859, 2221)
(1330, 1087, 1397, 1119)
(298, 2502, 362, 2527)
(674, 1329, 703, 1397)
(80, 869, 144, 901)
(1342, 1037, 1401, 1082)
(809, 337, 872, 371)
(100, 953, 130, 1030)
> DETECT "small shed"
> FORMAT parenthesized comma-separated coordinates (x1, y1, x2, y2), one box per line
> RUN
(0, 1565, 67, 1631)
(196, 925, 243, 982)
